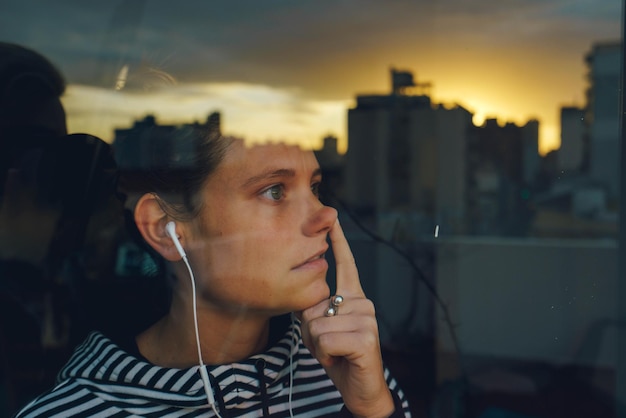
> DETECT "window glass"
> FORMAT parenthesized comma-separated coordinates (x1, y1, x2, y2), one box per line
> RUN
(0, 1, 623, 417)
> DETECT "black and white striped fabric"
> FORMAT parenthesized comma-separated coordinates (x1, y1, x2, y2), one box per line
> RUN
(16, 320, 411, 417)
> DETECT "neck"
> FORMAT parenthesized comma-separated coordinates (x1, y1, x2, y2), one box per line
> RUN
(137, 294, 271, 368)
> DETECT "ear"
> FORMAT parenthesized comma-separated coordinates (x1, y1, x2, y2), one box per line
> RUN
(134, 193, 184, 261)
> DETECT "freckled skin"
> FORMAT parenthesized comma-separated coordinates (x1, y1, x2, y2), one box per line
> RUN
(186, 140, 336, 315)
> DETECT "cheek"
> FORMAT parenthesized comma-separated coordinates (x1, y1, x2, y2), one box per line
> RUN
(199, 229, 287, 284)
(194, 207, 298, 300)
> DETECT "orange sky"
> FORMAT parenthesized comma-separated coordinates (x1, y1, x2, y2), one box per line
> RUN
(41, 1, 619, 158)
(63, 44, 590, 157)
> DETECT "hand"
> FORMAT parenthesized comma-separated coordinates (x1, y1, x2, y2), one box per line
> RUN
(299, 219, 395, 418)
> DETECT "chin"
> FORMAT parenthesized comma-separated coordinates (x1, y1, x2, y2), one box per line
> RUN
(297, 283, 331, 311)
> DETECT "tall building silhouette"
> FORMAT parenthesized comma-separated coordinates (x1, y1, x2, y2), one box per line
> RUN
(345, 69, 472, 232)
(467, 119, 538, 235)
(345, 68, 542, 236)
(529, 41, 621, 237)
(586, 41, 621, 201)
(112, 112, 221, 170)
(559, 106, 586, 173)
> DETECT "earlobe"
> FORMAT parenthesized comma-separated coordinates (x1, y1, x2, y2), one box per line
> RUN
(134, 194, 183, 261)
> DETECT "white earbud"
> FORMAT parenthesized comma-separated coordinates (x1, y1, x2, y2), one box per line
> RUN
(165, 221, 186, 258)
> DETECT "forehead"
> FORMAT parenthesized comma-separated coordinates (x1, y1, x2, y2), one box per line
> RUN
(219, 140, 320, 179)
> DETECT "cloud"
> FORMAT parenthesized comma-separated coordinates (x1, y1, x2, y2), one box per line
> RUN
(2, 0, 619, 94)
(62, 81, 349, 151)
(2, 0, 621, 153)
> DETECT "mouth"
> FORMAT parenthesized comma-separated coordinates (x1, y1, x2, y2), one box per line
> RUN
(293, 247, 328, 270)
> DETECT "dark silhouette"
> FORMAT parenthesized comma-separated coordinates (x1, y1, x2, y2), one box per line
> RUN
(0, 42, 70, 416)
(0, 43, 128, 416)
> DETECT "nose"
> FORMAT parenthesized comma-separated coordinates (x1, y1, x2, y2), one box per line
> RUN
(303, 201, 337, 237)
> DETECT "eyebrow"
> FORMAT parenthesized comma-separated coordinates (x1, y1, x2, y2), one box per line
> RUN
(242, 167, 322, 189)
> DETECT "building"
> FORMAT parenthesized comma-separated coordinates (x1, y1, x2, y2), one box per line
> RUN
(113, 112, 221, 171)
(559, 106, 586, 173)
(522, 119, 541, 185)
(344, 69, 472, 233)
(314, 135, 344, 200)
(586, 41, 622, 201)
(467, 119, 539, 235)
(528, 41, 622, 238)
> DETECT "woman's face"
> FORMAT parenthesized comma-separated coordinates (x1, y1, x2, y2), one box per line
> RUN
(185, 140, 337, 315)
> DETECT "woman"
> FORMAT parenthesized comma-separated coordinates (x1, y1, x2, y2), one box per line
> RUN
(16, 133, 411, 417)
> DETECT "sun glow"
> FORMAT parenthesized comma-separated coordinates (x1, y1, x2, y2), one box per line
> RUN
(433, 88, 561, 156)
(64, 75, 563, 158)
(62, 83, 349, 153)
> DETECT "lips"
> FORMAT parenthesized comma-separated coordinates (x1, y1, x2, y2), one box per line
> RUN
(293, 247, 328, 269)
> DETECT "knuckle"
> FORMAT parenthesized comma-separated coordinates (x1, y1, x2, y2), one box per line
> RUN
(360, 329, 379, 350)
(301, 307, 316, 323)
(317, 332, 334, 351)
(365, 315, 379, 333)
(363, 298, 376, 315)
(353, 298, 376, 315)
(307, 318, 324, 337)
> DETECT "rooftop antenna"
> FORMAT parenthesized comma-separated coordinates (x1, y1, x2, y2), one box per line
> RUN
(390, 67, 432, 96)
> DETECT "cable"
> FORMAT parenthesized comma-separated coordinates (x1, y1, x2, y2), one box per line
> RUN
(183, 255, 296, 418)
(325, 191, 471, 411)
(181, 255, 222, 418)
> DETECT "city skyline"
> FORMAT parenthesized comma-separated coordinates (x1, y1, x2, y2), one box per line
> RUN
(1, 0, 621, 154)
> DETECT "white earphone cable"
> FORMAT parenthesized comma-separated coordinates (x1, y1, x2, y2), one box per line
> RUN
(170, 222, 294, 417)
(182, 255, 222, 418)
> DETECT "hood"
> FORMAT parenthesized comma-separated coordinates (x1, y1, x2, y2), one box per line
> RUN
(57, 320, 301, 414)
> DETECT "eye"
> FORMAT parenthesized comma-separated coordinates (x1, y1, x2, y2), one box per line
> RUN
(261, 184, 284, 201)
(311, 181, 321, 198)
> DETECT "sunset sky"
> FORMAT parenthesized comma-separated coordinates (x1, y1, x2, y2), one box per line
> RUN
(1, 0, 621, 155)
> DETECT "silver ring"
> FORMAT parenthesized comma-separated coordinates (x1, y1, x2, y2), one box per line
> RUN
(325, 295, 344, 317)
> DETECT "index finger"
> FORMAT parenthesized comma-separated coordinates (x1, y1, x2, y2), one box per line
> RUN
(330, 219, 365, 298)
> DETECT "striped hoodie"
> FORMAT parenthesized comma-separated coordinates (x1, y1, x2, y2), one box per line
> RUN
(15, 319, 411, 417)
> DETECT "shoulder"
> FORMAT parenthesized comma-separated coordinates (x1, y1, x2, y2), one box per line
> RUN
(15, 331, 138, 418)
(14, 380, 101, 418)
